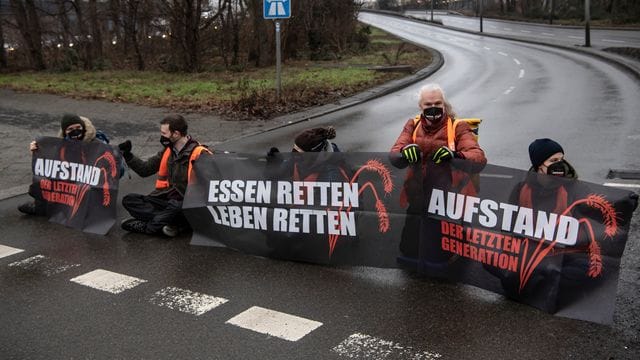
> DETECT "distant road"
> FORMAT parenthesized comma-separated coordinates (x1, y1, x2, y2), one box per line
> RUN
(405, 10, 640, 48)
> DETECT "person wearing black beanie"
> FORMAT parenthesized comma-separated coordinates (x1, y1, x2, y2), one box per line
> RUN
(528, 138, 565, 172)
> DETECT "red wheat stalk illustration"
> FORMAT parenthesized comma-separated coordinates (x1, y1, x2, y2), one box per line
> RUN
(327, 159, 393, 257)
(70, 151, 118, 217)
(351, 159, 394, 194)
(519, 193, 618, 291)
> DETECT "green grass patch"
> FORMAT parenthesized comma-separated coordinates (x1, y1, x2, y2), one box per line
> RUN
(0, 24, 432, 119)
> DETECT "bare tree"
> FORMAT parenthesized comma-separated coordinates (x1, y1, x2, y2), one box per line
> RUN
(0, 9, 7, 69)
(88, 0, 103, 62)
(9, 0, 45, 69)
(127, 0, 144, 69)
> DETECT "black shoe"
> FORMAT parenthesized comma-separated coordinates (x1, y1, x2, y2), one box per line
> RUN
(18, 202, 46, 216)
(121, 218, 150, 234)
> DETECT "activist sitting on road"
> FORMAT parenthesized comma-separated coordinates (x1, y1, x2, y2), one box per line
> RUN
(265, 126, 352, 260)
(389, 83, 486, 273)
(18, 113, 110, 216)
(488, 138, 638, 312)
(117, 114, 211, 237)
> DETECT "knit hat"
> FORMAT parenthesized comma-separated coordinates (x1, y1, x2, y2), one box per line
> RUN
(293, 126, 336, 152)
(60, 113, 85, 131)
(529, 138, 564, 169)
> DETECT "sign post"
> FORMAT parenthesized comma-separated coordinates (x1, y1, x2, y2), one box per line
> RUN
(263, 0, 291, 101)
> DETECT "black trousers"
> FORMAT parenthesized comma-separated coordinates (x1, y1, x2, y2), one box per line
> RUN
(122, 193, 187, 233)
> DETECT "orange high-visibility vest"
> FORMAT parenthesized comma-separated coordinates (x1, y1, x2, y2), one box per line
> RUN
(411, 115, 481, 150)
(155, 144, 211, 189)
(408, 115, 482, 198)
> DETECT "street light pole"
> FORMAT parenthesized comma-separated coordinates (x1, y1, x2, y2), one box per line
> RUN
(431, 0, 434, 22)
(275, 20, 282, 101)
(479, 0, 483, 33)
(584, 0, 591, 47)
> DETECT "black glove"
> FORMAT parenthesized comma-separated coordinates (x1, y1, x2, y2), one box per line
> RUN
(432, 146, 457, 164)
(267, 147, 280, 157)
(401, 144, 421, 164)
(118, 140, 133, 161)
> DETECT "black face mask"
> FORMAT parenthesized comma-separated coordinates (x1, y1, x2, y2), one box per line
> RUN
(547, 160, 569, 177)
(66, 129, 84, 140)
(423, 106, 444, 123)
(160, 136, 172, 147)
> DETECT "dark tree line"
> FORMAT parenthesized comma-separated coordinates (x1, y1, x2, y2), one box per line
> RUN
(0, 0, 365, 72)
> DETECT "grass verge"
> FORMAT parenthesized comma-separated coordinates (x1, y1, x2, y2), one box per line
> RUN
(0, 26, 432, 120)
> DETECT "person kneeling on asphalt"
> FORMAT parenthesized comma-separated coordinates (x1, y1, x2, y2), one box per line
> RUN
(117, 114, 211, 237)
(18, 113, 111, 216)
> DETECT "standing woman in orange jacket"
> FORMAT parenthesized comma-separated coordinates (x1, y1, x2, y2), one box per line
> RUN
(389, 83, 487, 273)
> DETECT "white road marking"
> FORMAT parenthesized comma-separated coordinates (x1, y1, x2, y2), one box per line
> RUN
(8, 255, 80, 276)
(513, 58, 521, 65)
(70, 269, 147, 294)
(542, 32, 555, 36)
(480, 173, 514, 179)
(504, 86, 516, 95)
(498, 51, 509, 56)
(519, 69, 525, 78)
(0, 244, 23, 259)
(489, 25, 497, 29)
(602, 39, 626, 43)
(332, 333, 442, 359)
(226, 306, 322, 342)
(520, 30, 531, 33)
(603, 183, 640, 188)
(483, 46, 491, 50)
(504, 28, 512, 31)
(149, 287, 228, 316)
(568, 36, 583, 39)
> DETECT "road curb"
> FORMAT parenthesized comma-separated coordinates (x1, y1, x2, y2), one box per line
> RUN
(362, 9, 640, 82)
(217, 45, 445, 145)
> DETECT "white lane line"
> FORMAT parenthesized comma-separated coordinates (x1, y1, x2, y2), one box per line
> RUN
(519, 69, 525, 78)
(480, 173, 514, 179)
(149, 287, 228, 316)
(333, 333, 442, 359)
(520, 30, 531, 33)
(504, 86, 516, 95)
(483, 46, 491, 50)
(603, 183, 640, 188)
(542, 32, 555, 36)
(8, 255, 80, 276)
(568, 36, 583, 39)
(0, 244, 24, 259)
(70, 269, 146, 294)
(602, 39, 626, 43)
(513, 58, 521, 65)
(498, 51, 509, 56)
(226, 306, 322, 342)
(489, 25, 497, 29)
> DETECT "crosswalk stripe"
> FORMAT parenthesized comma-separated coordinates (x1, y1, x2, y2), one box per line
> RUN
(70, 269, 147, 294)
(332, 333, 442, 359)
(0, 244, 24, 259)
(149, 286, 228, 316)
(226, 306, 323, 342)
(8, 254, 80, 276)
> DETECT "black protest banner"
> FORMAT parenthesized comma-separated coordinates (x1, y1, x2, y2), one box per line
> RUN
(184, 152, 403, 267)
(30, 137, 121, 234)
(183, 152, 637, 324)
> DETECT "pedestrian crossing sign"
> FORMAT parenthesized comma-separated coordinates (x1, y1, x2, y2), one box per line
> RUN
(263, 0, 291, 19)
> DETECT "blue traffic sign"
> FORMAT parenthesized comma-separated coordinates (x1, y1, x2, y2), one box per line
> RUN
(263, 0, 291, 19)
